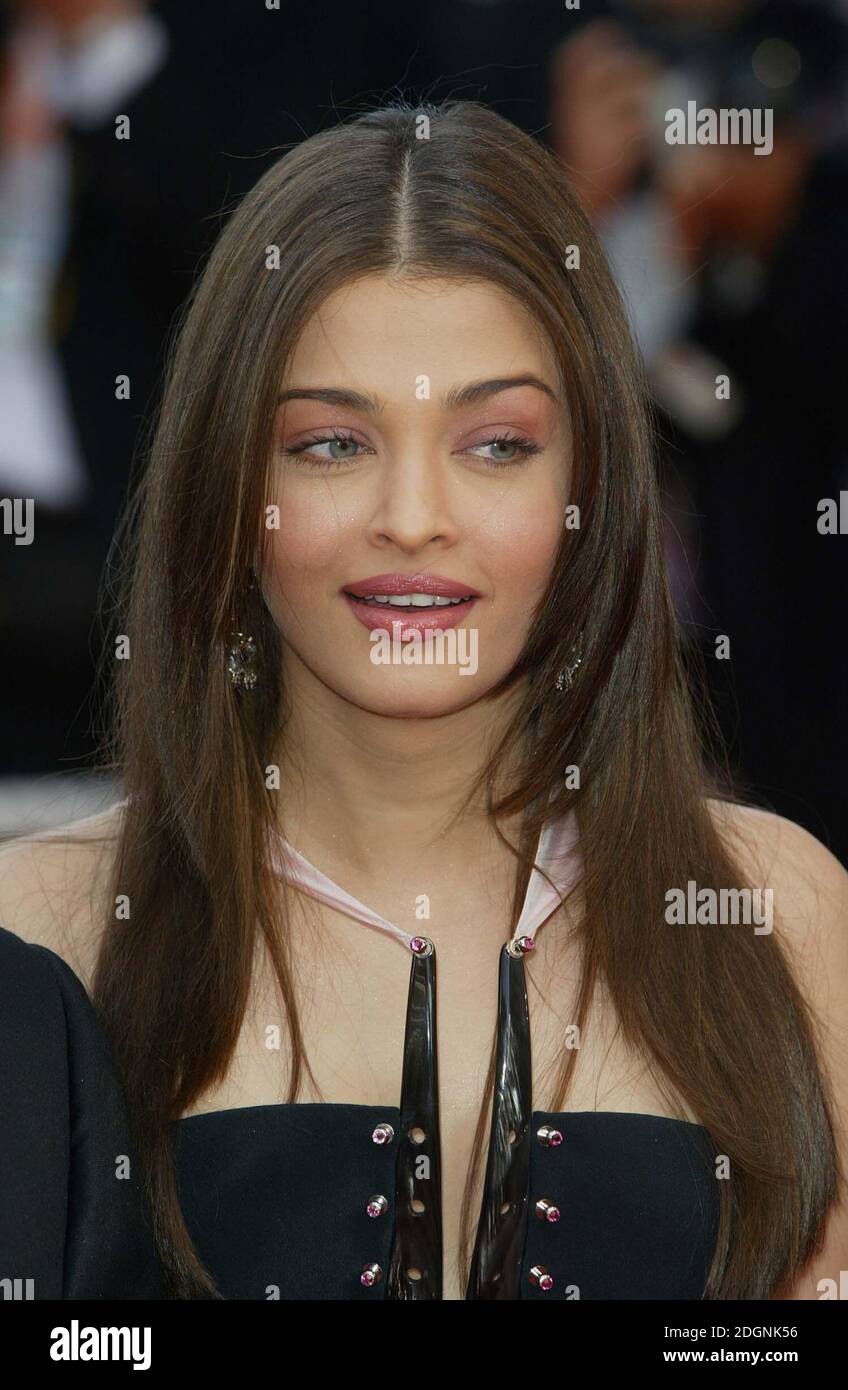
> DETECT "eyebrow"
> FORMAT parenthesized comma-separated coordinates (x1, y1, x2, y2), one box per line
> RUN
(276, 374, 558, 413)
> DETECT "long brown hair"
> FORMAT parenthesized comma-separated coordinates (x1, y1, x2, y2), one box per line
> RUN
(82, 99, 836, 1298)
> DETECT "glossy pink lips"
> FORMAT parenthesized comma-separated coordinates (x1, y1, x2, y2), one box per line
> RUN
(342, 572, 480, 635)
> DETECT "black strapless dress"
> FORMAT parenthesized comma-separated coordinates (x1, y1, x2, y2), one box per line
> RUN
(172, 1102, 718, 1301)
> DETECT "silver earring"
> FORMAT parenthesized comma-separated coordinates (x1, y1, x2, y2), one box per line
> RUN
(227, 631, 259, 689)
(555, 642, 583, 693)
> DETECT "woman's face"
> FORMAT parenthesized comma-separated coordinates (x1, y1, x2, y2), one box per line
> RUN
(262, 274, 571, 717)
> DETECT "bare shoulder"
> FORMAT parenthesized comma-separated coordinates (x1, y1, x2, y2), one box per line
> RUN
(707, 798, 848, 950)
(706, 798, 848, 1067)
(0, 801, 125, 991)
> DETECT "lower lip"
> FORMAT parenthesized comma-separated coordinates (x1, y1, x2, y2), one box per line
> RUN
(343, 593, 479, 633)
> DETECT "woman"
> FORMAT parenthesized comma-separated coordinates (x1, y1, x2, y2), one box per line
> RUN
(1, 99, 846, 1302)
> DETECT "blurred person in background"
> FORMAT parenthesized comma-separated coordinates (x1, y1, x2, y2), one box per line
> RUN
(0, 0, 169, 778)
(550, 0, 848, 861)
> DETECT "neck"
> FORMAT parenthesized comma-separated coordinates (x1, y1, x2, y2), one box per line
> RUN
(272, 659, 528, 882)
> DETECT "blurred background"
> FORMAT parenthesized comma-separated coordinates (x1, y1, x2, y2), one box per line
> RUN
(0, 0, 845, 859)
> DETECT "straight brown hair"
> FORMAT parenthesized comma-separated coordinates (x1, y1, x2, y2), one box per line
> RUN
(78, 99, 837, 1298)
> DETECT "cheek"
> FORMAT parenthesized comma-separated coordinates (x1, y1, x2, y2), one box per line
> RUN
(476, 483, 567, 598)
(263, 482, 354, 600)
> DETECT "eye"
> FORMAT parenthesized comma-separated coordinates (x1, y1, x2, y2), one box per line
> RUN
(462, 432, 542, 469)
(279, 428, 543, 471)
(279, 428, 372, 469)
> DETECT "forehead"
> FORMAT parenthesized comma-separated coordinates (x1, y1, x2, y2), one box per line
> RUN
(283, 274, 557, 386)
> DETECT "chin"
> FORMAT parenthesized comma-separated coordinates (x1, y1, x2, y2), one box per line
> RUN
(344, 677, 488, 720)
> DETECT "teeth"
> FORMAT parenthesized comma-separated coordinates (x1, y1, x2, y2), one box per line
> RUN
(353, 591, 471, 608)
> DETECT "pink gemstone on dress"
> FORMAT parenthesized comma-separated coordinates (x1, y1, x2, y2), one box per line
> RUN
(537, 1124, 563, 1147)
(371, 1122, 395, 1145)
(540, 1273, 554, 1291)
(410, 936, 428, 953)
(366, 1195, 388, 1218)
(535, 1198, 561, 1222)
(529, 1264, 554, 1291)
(517, 935, 535, 953)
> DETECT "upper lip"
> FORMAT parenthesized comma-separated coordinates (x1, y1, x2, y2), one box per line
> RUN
(343, 572, 481, 599)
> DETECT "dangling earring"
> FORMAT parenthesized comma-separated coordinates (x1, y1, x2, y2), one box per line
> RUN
(555, 639, 583, 693)
(227, 632, 259, 689)
(227, 566, 260, 689)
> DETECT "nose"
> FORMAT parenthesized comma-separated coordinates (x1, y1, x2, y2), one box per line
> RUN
(365, 446, 460, 555)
